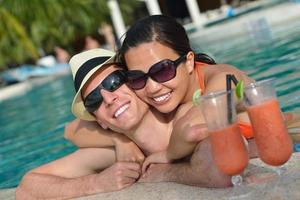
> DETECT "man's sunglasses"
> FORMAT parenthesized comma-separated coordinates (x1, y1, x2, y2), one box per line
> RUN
(126, 54, 187, 90)
(83, 70, 127, 113)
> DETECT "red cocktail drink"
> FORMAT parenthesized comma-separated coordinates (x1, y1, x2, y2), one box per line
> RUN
(244, 79, 293, 167)
(199, 90, 249, 181)
(210, 123, 249, 175)
(247, 98, 293, 166)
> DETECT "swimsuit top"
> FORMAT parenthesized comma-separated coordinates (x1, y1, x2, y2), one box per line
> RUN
(195, 62, 206, 95)
(194, 62, 254, 139)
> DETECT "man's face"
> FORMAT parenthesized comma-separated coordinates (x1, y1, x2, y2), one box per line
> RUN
(82, 65, 149, 133)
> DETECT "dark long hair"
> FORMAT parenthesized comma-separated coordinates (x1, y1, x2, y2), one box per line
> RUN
(118, 15, 216, 67)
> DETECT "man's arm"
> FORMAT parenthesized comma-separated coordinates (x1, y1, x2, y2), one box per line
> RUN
(16, 148, 141, 199)
(65, 118, 145, 163)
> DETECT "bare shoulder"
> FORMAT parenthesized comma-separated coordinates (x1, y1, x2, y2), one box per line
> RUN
(204, 64, 254, 93)
(205, 64, 247, 78)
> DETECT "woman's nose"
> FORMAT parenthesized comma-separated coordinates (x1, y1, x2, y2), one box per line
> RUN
(144, 78, 162, 94)
(101, 89, 118, 105)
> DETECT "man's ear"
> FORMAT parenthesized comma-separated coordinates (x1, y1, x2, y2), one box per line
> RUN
(96, 119, 109, 129)
(185, 51, 195, 74)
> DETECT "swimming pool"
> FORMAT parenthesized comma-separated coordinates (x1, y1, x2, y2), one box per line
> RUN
(1, 11, 300, 189)
(190, 15, 300, 112)
(0, 75, 76, 188)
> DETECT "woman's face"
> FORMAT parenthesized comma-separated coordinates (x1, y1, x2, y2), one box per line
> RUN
(124, 41, 194, 113)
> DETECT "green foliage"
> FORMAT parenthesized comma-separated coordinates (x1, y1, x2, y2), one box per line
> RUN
(0, 0, 140, 70)
(0, 6, 39, 68)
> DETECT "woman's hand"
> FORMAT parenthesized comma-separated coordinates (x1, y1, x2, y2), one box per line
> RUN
(113, 136, 145, 165)
(142, 151, 170, 174)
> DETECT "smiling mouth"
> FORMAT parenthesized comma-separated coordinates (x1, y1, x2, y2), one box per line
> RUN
(114, 104, 130, 118)
(153, 92, 171, 103)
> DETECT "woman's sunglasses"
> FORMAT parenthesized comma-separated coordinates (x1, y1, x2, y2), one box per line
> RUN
(83, 70, 127, 113)
(126, 54, 187, 90)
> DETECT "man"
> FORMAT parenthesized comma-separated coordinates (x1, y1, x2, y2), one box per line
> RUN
(16, 49, 230, 199)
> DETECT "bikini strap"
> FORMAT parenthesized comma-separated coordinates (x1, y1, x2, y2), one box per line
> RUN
(195, 62, 206, 95)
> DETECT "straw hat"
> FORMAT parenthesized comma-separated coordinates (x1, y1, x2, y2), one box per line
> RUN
(69, 48, 116, 121)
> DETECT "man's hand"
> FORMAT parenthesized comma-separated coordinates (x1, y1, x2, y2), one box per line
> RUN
(114, 136, 145, 164)
(94, 162, 141, 192)
(142, 151, 170, 174)
(139, 163, 171, 183)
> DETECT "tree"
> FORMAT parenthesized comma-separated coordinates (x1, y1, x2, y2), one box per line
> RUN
(0, 0, 139, 70)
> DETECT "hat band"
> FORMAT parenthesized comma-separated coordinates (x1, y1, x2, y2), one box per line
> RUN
(74, 56, 111, 92)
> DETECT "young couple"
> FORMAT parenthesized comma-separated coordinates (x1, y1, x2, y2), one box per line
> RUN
(16, 15, 256, 199)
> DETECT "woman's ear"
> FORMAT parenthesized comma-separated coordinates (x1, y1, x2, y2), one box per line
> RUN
(185, 51, 195, 74)
(96, 119, 109, 129)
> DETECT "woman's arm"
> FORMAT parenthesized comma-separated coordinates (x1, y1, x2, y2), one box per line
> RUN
(153, 69, 246, 162)
(64, 118, 145, 163)
(155, 68, 253, 161)
(142, 67, 255, 170)
(65, 118, 119, 148)
(141, 105, 208, 173)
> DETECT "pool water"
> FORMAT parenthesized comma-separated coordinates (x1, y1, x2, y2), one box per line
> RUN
(191, 17, 300, 112)
(0, 75, 76, 188)
(1, 17, 300, 189)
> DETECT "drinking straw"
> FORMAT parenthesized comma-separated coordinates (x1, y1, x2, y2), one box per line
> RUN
(231, 74, 238, 85)
(226, 74, 233, 123)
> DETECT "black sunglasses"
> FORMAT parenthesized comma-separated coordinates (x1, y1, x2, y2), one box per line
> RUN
(126, 54, 187, 90)
(83, 70, 127, 113)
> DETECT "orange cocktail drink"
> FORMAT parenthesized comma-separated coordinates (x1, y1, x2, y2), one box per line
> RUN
(244, 79, 293, 166)
(246, 99, 293, 165)
(199, 90, 249, 178)
(210, 123, 249, 175)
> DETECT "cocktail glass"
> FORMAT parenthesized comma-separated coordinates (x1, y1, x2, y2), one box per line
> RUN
(199, 90, 249, 186)
(243, 79, 293, 174)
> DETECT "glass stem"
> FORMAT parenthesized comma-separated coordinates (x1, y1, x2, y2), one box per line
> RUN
(231, 175, 243, 186)
(275, 165, 287, 176)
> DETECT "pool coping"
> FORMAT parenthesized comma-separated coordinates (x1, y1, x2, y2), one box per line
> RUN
(1, 152, 299, 200)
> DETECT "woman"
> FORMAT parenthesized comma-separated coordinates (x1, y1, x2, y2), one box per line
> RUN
(117, 15, 255, 171)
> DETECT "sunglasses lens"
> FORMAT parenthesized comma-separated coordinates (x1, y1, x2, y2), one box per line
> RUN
(84, 89, 103, 113)
(102, 71, 126, 91)
(84, 70, 127, 113)
(150, 60, 176, 83)
(127, 71, 147, 90)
